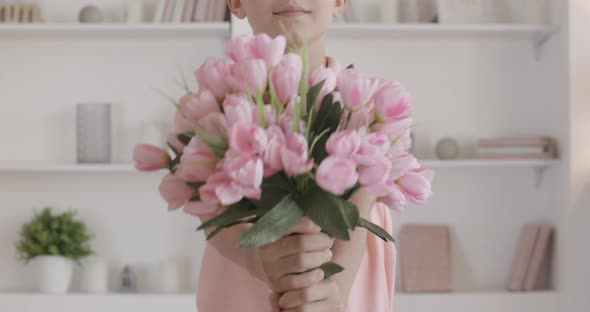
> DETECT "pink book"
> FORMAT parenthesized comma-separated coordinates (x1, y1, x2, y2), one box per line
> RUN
(183, 0, 197, 22)
(163, 0, 176, 23)
(399, 224, 452, 293)
(508, 224, 541, 291)
(524, 224, 554, 291)
(476, 152, 555, 160)
(478, 136, 554, 147)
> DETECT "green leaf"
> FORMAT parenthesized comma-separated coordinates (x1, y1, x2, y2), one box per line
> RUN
(299, 188, 350, 241)
(310, 98, 342, 162)
(342, 184, 361, 201)
(239, 194, 303, 248)
(169, 154, 181, 173)
(333, 197, 360, 231)
(206, 219, 253, 240)
(178, 132, 194, 145)
(320, 262, 345, 279)
(194, 124, 228, 157)
(306, 80, 326, 115)
(357, 218, 396, 243)
(196, 201, 256, 231)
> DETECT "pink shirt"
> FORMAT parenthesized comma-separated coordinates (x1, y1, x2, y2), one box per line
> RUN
(196, 203, 396, 312)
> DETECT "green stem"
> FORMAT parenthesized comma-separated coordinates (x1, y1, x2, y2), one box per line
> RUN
(255, 92, 267, 128)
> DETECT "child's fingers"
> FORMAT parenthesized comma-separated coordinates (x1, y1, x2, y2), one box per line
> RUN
(288, 217, 321, 234)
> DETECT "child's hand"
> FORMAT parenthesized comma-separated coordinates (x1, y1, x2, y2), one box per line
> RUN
(278, 279, 345, 312)
(254, 217, 334, 293)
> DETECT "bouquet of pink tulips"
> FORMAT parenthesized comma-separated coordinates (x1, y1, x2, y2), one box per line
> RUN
(134, 33, 433, 277)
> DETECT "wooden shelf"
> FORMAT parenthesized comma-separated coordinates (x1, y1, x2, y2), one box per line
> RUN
(0, 291, 559, 312)
(0, 22, 230, 39)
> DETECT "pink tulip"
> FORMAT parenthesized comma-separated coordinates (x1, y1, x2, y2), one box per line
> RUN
(225, 34, 254, 63)
(183, 201, 219, 217)
(167, 133, 187, 154)
(271, 53, 302, 106)
(397, 168, 434, 205)
(337, 69, 380, 110)
(228, 59, 268, 95)
(326, 130, 361, 158)
(253, 104, 277, 127)
(355, 131, 390, 165)
(263, 126, 286, 176)
(176, 137, 219, 182)
(181, 90, 220, 122)
(379, 186, 408, 213)
(133, 144, 171, 171)
(196, 58, 231, 99)
(229, 122, 268, 156)
(250, 33, 287, 67)
(309, 66, 337, 109)
(202, 170, 245, 206)
(359, 157, 391, 190)
(223, 94, 254, 125)
(279, 115, 306, 134)
(373, 117, 413, 157)
(342, 108, 375, 130)
(373, 82, 414, 122)
(198, 112, 228, 138)
(316, 156, 359, 195)
(159, 174, 195, 210)
(281, 133, 314, 177)
(173, 109, 197, 134)
(224, 155, 264, 190)
(389, 153, 419, 181)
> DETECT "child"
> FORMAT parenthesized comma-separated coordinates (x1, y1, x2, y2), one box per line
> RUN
(197, 1, 396, 311)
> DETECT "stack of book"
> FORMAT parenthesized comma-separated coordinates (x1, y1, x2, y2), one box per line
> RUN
(153, 0, 228, 24)
(476, 136, 558, 160)
(0, 3, 42, 23)
(508, 223, 554, 291)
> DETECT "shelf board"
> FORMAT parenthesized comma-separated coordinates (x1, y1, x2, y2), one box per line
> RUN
(421, 159, 559, 169)
(0, 291, 559, 312)
(328, 23, 557, 39)
(0, 159, 558, 174)
(0, 163, 139, 173)
(0, 22, 230, 39)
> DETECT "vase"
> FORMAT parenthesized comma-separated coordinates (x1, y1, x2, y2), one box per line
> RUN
(79, 257, 109, 293)
(33, 255, 74, 294)
(76, 103, 112, 164)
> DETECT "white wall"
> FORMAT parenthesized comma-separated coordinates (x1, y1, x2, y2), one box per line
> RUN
(564, 0, 590, 310)
(0, 0, 579, 305)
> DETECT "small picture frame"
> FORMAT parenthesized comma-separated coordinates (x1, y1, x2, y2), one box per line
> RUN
(436, 0, 489, 24)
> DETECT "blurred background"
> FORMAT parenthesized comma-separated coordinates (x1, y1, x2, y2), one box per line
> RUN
(0, 0, 588, 311)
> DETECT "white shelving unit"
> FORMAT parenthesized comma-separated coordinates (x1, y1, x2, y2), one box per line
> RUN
(0, 291, 560, 312)
(0, 22, 231, 38)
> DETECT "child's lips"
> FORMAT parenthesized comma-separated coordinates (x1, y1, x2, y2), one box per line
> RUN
(273, 7, 310, 17)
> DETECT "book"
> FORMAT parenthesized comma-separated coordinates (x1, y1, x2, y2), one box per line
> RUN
(523, 224, 553, 291)
(194, 0, 208, 22)
(478, 136, 555, 147)
(399, 224, 452, 292)
(476, 152, 555, 160)
(163, 0, 176, 23)
(476, 144, 558, 159)
(206, 0, 217, 22)
(153, 0, 167, 23)
(183, 0, 197, 22)
(214, 0, 227, 22)
(172, 0, 186, 23)
(508, 224, 541, 291)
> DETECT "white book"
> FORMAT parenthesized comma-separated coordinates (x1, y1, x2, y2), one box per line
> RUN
(172, 0, 186, 23)
(194, 0, 208, 22)
(153, 0, 167, 23)
(477, 146, 549, 154)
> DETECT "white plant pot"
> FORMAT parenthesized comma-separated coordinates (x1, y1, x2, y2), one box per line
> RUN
(33, 256, 74, 294)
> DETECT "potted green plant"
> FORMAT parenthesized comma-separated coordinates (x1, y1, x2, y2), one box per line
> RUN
(15, 207, 93, 293)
